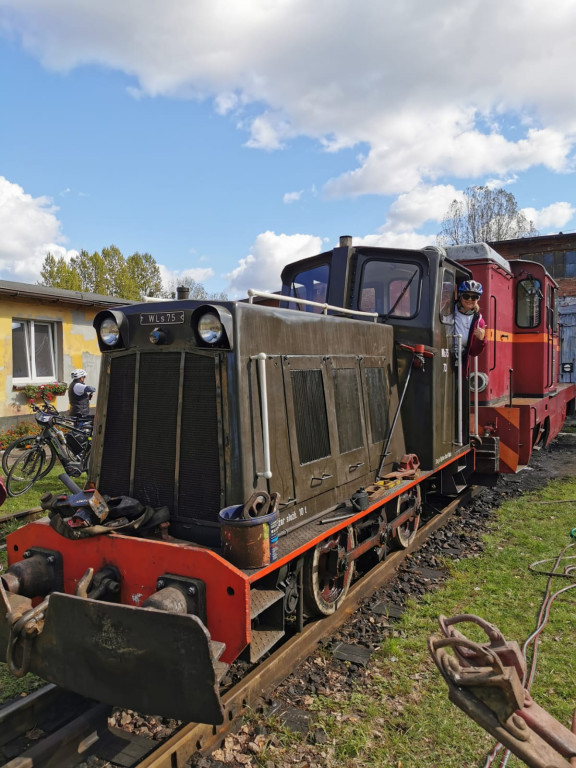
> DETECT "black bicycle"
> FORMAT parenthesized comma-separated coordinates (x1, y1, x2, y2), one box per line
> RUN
(5, 399, 93, 497)
(2, 398, 59, 477)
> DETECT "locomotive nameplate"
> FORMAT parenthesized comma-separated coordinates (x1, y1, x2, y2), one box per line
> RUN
(140, 311, 185, 325)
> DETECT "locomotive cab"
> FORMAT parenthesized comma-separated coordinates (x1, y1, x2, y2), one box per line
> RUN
(281, 237, 475, 473)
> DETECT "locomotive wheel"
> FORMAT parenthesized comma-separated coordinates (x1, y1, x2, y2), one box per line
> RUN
(303, 527, 355, 617)
(394, 486, 421, 549)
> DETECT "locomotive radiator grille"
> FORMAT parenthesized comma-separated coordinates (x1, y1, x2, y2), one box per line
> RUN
(133, 352, 181, 509)
(177, 352, 222, 523)
(98, 351, 222, 524)
(99, 354, 136, 495)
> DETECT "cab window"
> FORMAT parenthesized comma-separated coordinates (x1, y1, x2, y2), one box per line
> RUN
(546, 284, 558, 332)
(516, 278, 542, 328)
(286, 264, 330, 312)
(359, 260, 421, 318)
(440, 270, 455, 325)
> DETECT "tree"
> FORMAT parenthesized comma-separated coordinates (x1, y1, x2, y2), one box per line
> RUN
(40, 245, 165, 300)
(40, 253, 82, 291)
(438, 186, 538, 246)
(39, 246, 224, 301)
(126, 252, 163, 298)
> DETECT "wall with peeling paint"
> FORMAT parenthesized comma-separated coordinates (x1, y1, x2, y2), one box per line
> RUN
(0, 297, 103, 428)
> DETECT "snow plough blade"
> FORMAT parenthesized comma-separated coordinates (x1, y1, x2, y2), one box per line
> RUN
(0, 590, 227, 724)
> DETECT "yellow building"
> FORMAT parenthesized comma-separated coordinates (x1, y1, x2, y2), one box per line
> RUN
(0, 280, 129, 429)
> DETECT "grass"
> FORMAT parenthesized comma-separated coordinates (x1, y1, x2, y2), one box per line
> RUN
(248, 477, 576, 767)
(0, 467, 84, 516)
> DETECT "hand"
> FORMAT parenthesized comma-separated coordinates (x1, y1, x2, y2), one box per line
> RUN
(474, 327, 485, 341)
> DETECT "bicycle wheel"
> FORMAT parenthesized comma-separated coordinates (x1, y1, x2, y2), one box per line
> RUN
(2, 436, 56, 478)
(6, 446, 48, 496)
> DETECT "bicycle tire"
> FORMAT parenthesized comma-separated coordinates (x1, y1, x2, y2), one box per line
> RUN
(6, 446, 49, 497)
(2, 436, 56, 478)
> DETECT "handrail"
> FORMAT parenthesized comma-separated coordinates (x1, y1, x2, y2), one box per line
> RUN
(472, 356, 479, 437)
(247, 289, 379, 322)
(455, 334, 463, 446)
(251, 353, 272, 480)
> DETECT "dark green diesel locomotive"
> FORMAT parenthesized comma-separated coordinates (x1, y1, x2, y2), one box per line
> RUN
(0, 238, 516, 723)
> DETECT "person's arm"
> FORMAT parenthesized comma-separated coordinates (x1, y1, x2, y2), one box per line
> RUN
(469, 316, 487, 357)
(73, 382, 96, 396)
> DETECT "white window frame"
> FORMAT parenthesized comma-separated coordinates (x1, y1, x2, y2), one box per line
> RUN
(12, 319, 59, 385)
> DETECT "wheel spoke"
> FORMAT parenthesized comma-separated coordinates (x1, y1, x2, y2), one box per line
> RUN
(394, 486, 421, 549)
(303, 527, 355, 617)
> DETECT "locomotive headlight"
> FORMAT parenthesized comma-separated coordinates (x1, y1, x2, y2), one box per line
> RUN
(192, 304, 233, 348)
(197, 312, 223, 344)
(99, 317, 120, 346)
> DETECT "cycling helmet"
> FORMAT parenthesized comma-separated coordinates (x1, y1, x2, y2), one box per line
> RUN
(71, 369, 87, 380)
(458, 280, 483, 296)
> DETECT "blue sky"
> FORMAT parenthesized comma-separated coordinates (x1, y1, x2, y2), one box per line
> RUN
(0, 0, 575, 298)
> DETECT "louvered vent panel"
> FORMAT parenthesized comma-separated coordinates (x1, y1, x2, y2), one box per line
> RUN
(291, 368, 330, 464)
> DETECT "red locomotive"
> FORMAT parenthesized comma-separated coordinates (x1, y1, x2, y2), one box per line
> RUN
(0, 239, 573, 723)
(450, 243, 572, 472)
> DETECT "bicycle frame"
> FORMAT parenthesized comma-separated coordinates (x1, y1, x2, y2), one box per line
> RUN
(47, 420, 92, 475)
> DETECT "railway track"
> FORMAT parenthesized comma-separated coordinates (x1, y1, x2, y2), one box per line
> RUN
(0, 507, 43, 550)
(0, 489, 475, 767)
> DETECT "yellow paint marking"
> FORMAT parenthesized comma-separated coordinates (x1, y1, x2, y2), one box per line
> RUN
(484, 329, 555, 343)
(499, 441, 519, 472)
(492, 407, 520, 428)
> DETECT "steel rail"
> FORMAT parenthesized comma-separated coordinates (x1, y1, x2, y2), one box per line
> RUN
(0, 684, 113, 768)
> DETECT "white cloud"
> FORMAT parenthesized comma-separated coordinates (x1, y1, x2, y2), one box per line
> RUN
(1, 0, 575, 200)
(283, 190, 303, 204)
(158, 264, 214, 288)
(522, 202, 576, 232)
(323, 125, 573, 199)
(383, 185, 464, 232)
(0, 176, 77, 282)
(353, 231, 434, 250)
(226, 231, 323, 296)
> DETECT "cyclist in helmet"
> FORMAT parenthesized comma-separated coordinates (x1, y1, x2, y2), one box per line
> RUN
(68, 369, 96, 419)
(454, 279, 487, 375)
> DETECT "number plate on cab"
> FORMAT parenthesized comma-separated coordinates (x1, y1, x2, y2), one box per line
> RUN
(139, 311, 185, 325)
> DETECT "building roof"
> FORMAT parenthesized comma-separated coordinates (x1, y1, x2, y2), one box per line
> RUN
(0, 279, 137, 308)
(489, 231, 576, 253)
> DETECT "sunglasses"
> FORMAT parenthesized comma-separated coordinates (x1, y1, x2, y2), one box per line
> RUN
(460, 293, 479, 300)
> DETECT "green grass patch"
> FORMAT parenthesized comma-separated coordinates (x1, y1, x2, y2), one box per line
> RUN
(253, 478, 576, 767)
(0, 467, 83, 516)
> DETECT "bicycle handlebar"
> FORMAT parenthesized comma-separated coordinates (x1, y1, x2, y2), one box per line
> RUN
(29, 397, 93, 435)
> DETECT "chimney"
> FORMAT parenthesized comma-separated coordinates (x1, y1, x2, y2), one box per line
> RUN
(176, 286, 190, 300)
